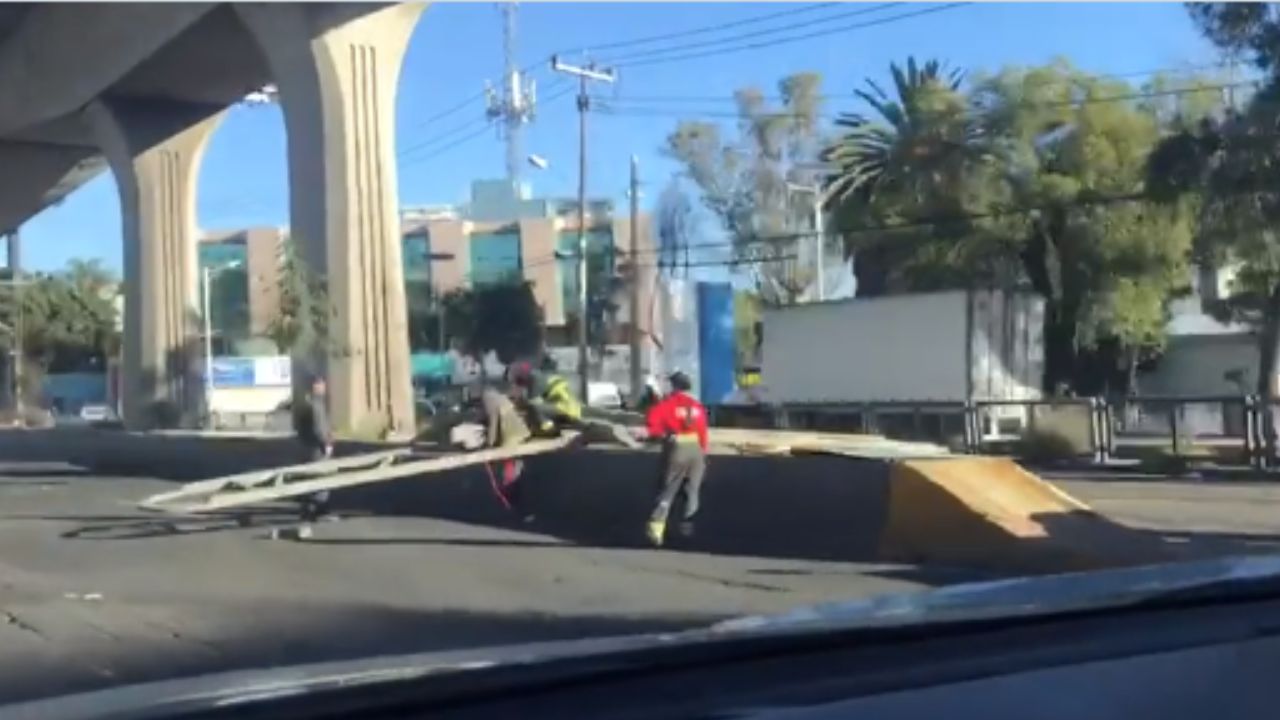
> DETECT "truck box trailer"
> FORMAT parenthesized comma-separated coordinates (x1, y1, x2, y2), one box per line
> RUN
(761, 289, 1044, 405)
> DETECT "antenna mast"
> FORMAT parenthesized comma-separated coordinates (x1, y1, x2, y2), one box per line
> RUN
(486, 2, 536, 187)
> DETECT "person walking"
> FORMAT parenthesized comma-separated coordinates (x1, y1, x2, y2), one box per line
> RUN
(640, 371, 709, 547)
(292, 375, 334, 523)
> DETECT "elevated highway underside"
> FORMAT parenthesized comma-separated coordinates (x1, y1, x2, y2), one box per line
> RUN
(0, 2, 259, 234)
(1, 2, 424, 436)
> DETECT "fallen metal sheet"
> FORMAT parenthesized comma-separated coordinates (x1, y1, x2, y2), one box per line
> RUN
(138, 435, 579, 515)
(137, 448, 413, 511)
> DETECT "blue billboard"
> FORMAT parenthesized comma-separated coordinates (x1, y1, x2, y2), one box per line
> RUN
(696, 281, 735, 405)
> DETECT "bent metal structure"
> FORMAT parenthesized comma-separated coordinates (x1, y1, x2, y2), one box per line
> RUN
(0, 3, 424, 435)
(139, 428, 1180, 575)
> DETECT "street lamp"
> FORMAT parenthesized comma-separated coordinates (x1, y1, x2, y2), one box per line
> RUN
(202, 259, 242, 426)
(787, 163, 836, 303)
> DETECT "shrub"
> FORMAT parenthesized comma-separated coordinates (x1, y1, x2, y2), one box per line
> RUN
(1016, 428, 1080, 463)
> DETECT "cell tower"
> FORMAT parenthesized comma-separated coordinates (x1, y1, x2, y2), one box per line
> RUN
(486, 2, 536, 187)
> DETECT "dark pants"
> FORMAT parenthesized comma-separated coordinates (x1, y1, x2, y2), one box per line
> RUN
(301, 444, 332, 521)
(650, 439, 707, 527)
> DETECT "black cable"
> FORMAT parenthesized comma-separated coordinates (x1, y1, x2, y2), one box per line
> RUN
(561, 3, 841, 55)
(399, 121, 497, 168)
(592, 80, 1260, 121)
(400, 84, 577, 169)
(609, 3, 973, 71)
(596, 3, 903, 66)
(397, 3, 842, 139)
(589, 68, 1252, 106)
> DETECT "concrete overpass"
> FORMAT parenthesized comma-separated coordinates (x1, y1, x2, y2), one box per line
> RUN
(0, 2, 422, 436)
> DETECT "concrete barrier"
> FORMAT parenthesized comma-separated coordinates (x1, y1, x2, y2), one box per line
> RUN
(0, 427, 388, 479)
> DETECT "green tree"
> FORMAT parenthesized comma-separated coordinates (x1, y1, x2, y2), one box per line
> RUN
(825, 58, 1206, 393)
(733, 290, 763, 370)
(823, 57, 995, 295)
(441, 282, 543, 364)
(1184, 3, 1280, 72)
(265, 238, 331, 357)
(0, 261, 120, 406)
(1148, 86, 1280, 446)
(664, 72, 827, 304)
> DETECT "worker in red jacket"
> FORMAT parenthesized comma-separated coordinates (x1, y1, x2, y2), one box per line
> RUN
(641, 371, 709, 547)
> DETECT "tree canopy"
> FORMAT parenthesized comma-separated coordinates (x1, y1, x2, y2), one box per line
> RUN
(822, 57, 1215, 393)
(663, 72, 828, 304)
(441, 282, 543, 364)
(0, 259, 120, 390)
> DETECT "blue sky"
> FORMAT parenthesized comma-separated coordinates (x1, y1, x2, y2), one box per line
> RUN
(19, 2, 1219, 273)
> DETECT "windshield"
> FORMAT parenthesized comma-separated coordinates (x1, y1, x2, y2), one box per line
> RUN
(2, 0, 1279, 711)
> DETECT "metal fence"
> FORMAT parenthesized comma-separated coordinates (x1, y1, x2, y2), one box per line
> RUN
(712, 394, 1280, 468)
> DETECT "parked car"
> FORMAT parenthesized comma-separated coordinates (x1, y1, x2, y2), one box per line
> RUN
(78, 403, 116, 423)
(587, 382, 623, 410)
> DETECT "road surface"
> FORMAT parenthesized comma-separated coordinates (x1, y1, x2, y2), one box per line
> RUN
(0, 462, 980, 705)
(4, 460, 1279, 706)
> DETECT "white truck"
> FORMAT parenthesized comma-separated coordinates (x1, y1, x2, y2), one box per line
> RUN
(760, 290, 1044, 421)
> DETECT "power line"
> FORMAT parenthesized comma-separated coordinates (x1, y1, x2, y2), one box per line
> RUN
(592, 80, 1262, 121)
(400, 83, 578, 168)
(606, 3, 973, 71)
(588, 68, 1252, 106)
(399, 120, 498, 168)
(596, 3, 904, 66)
(395, 3, 845, 142)
(566, 3, 842, 55)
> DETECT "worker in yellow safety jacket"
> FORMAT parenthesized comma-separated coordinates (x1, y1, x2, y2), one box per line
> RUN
(509, 360, 582, 435)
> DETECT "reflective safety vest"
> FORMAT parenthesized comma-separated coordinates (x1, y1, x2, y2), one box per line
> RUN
(543, 375, 583, 421)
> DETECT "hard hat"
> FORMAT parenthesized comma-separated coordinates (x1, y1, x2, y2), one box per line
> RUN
(507, 361, 533, 382)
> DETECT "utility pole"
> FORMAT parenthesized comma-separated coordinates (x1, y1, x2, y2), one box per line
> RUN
(551, 54, 615, 401)
(7, 230, 22, 418)
(813, 187, 826, 302)
(628, 155, 642, 403)
(201, 265, 214, 425)
(486, 2, 536, 187)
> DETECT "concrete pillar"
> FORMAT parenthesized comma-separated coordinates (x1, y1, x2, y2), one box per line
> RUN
(87, 98, 223, 429)
(237, 3, 422, 438)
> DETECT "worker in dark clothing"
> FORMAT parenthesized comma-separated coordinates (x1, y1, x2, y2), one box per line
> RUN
(292, 375, 334, 522)
(641, 371, 709, 547)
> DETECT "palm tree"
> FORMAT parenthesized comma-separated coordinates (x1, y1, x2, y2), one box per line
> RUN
(824, 57, 980, 209)
(822, 57, 983, 295)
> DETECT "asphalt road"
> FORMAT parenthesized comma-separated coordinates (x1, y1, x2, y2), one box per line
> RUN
(0, 462, 981, 706)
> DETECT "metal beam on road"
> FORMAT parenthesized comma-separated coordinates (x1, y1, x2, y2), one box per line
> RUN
(139, 435, 581, 515)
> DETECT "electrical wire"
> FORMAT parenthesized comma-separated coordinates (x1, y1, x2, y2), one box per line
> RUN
(595, 3, 904, 66)
(591, 80, 1261, 121)
(559, 3, 842, 55)
(606, 3, 973, 71)
(396, 3, 846, 142)
(400, 83, 578, 169)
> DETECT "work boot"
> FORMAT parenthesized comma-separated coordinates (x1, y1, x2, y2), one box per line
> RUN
(646, 519, 666, 547)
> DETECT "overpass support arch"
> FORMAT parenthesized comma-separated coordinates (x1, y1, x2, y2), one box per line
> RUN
(87, 99, 224, 430)
(236, 3, 422, 438)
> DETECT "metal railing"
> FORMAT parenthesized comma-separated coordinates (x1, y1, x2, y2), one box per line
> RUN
(712, 394, 1280, 469)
